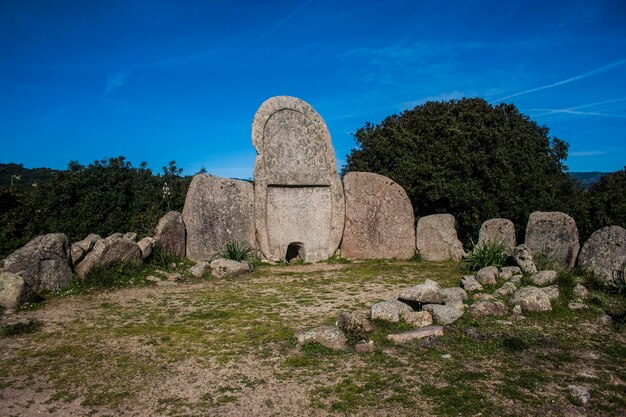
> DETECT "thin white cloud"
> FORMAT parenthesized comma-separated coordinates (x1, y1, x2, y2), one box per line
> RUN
(252, 0, 314, 46)
(570, 150, 607, 157)
(103, 71, 130, 96)
(492, 58, 626, 103)
(529, 108, 626, 119)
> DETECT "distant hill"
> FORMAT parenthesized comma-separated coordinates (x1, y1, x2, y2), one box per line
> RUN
(568, 171, 607, 189)
(0, 163, 58, 191)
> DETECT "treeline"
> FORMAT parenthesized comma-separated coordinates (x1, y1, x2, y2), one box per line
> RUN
(0, 157, 190, 257)
(343, 98, 626, 245)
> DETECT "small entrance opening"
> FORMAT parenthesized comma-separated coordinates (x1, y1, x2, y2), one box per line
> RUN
(286, 242, 305, 263)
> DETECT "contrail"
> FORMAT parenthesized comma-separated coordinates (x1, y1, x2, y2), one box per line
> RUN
(252, 0, 314, 46)
(492, 58, 626, 103)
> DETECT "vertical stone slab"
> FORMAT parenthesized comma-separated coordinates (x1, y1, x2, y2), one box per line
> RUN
(341, 172, 415, 260)
(252, 96, 345, 262)
(578, 226, 626, 284)
(477, 218, 516, 254)
(416, 214, 465, 261)
(182, 174, 255, 262)
(524, 211, 579, 268)
(154, 211, 186, 257)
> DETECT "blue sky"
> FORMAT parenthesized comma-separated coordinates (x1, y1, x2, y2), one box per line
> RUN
(1, 0, 625, 178)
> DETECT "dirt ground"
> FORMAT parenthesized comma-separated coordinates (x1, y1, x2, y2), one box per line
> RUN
(1, 260, 624, 416)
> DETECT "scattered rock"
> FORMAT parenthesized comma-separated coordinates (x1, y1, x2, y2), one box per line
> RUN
(441, 287, 467, 309)
(166, 272, 181, 282)
(355, 341, 376, 353)
(540, 285, 560, 302)
(477, 218, 516, 254)
(108, 232, 124, 239)
(4, 233, 72, 293)
(371, 300, 413, 323)
(422, 304, 464, 324)
(476, 266, 499, 286)
(74, 236, 142, 279)
(525, 211, 580, 268)
(512, 305, 523, 315)
(573, 284, 589, 298)
(123, 232, 137, 242)
(137, 237, 156, 259)
(568, 385, 590, 405)
(578, 226, 626, 284)
(209, 258, 251, 278)
(469, 300, 509, 317)
(494, 282, 517, 298)
(568, 302, 587, 311)
(336, 312, 373, 337)
(145, 275, 161, 282)
(387, 326, 444, 344)
(510, 286, 552, 312)
(70, 245, 86, 265)
(341, 172, 416, 260)
(402, 311, 433, 327)
(399, 282, 444, 304)
(0, 272, 34, 311)
(154, 211, 186, 257)
(296, 326, 347, 350)
(416, 214, 465, 261)
(461, 275, 483, 292)
(473, 293, 496, 301)
(189, 261, 211, 278)
(156, 280, 179, 287)
(530, 270, 558, 286)
(74, 234, 101, 252)
(510, 275, 523, 285)
(512, 244, 537, 274)
(499, 266, 522, 280)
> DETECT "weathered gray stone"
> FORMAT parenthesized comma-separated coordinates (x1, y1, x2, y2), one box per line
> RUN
(510, 275, 523, 285)
(578, 226, 626, 284)
(4, 233, 72, 293)
(573, 283, 589, 298)
(477, 218, 516, 253)
(525, 211, 580, 268)
(422, 304, 464, 324)
(137, 237, 155, 259)
(473, 293, 496, 301)
(341, 172, 415, 260)
(461, 275, 483, 292)
(0, 272, 34, 311)
(74, 234, 101, 252)
(512, 244, 537, 274)
(108, 232, 124, 239)
(530, 270, 557, 286)
(416, 214, 465, 261)
(499, 266, 522, 280)
(476, 266, 499, 286)
(336, 312, 373, 337)
(494, 282, 517, 298)
(70, 245, 86, 266)
(189, 261, 211, 278)
(469, 300, 509, 317)
(209, 258, 251, 278)
(510, 286, 552, 312)
(252, 96, 345, 263)
(441, 287, 468, 302)
(568, 302, 587, 311)
(296, 326, 347, 350)
(145, 275, 161, 282)
(123, 232, 137, 242)
(183, 174, 255, 262)
(402, 311, 433, 327)
(355, 341, 376, 353)
(154, 211, 186, 257)
(399, 282, 444, 304)
(156, 280, 179, 287)
(370, 300, 413, 323)
(387, 326, 444, 344)
(540, 285, 560, 301)
(74, 236, 142, 279)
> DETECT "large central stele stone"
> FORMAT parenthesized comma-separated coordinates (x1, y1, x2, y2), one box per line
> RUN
(252, 96, 345, 262)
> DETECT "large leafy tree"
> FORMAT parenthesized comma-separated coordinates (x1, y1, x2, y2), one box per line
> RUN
(342, 98, 583, 244)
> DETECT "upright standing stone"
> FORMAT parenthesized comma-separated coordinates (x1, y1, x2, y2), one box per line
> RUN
(416, 214, 465, 261)
(477, 218, 516, 253)
(182, 174, 255, 262)
(252, 96, 345, 262)
(4, 233, 72, 293)
(341, 172, 415, 260)
(578, 226, 626, 284)
(154, 211, 186, 257)
(525, 211, 579, 268)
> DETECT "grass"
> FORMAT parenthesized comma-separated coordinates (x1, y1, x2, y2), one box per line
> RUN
(1, 259, 624, 416)
(216, 241, 260, 266)
(461, 239, 508, 272)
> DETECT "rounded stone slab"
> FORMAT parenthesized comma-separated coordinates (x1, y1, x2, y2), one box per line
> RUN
(252, 96, 345, 262)
(578, 226, 626, 284)
(182, 174, 255, 262)
(477, 218, 516, 254)
(154, 211, 186, 257)
(524, 211, 580, 268)
(341, 172, 415, 260)
(416, 214, 465, 261)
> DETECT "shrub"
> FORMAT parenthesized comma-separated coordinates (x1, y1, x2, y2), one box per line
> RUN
(533, 245, 559, 271)
(461, 240, 508, 272)
(217, 241, 259, 265)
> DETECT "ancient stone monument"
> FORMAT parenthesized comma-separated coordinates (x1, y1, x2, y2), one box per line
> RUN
(416, 214, 465, 261)
(477, 218, 516, 254)
(524, 211, 579, 268)
(341, 172, 415, 260)
(578, 226, 626, 283)
(252, 96, 345, 262)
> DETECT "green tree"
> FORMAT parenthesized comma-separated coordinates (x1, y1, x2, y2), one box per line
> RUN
(342, 98, 583, 244)
(578, 167, 626, 241)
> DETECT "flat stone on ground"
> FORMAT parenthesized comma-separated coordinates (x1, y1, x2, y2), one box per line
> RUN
(387, 326, 444, 344)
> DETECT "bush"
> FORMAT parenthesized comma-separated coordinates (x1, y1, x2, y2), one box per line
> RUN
(461, 240, 508, 272)
(217, 241, 258, 265)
